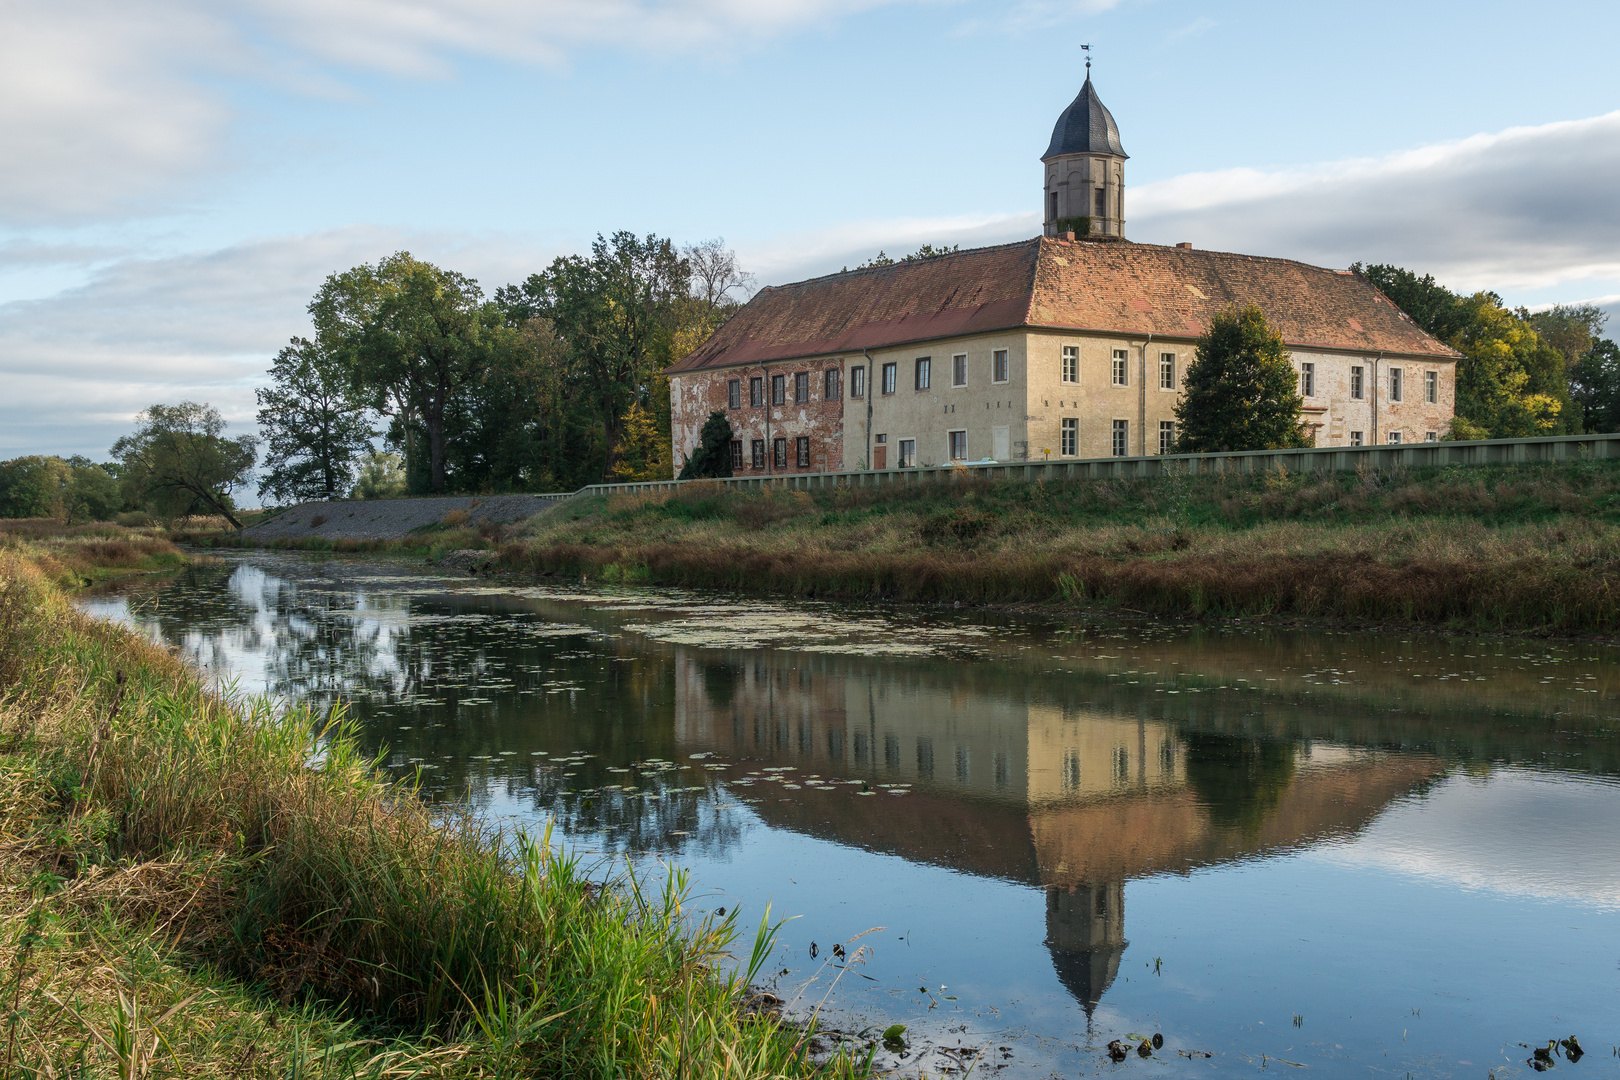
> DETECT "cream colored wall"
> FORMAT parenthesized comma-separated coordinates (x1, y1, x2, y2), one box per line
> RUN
(1026, 331, 1186, 459)
(857, 333, 1031, 466)
(1025, 707, 1184, 805)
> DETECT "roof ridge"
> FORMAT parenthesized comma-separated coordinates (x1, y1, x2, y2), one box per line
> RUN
(773, 236, 1044, 290)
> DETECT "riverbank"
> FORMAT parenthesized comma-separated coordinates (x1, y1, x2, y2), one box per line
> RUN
(0, 551, 866, 1077)
(0, 517, 189, 587)
(502, 459, 1620, 635)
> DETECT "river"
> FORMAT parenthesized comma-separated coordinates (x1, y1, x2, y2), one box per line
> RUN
(81, 551, 1620, 1076)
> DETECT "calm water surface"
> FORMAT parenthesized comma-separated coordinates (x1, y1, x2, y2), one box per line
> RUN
(83, 553, 1620, 1077)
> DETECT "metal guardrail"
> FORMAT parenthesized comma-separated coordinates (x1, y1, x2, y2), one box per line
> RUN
(562, 432, 1620, 499)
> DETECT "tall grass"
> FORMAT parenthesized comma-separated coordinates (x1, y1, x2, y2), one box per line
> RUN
(508, 460, 1620, 633)
(0, 552, 866, 1077)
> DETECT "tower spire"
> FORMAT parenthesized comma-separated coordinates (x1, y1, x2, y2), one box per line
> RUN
(1081, 43, 1090, 78)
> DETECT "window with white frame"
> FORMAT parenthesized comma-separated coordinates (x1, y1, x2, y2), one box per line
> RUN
(1426, 370, 1438, 404)
(1387, 430, 1403, 444)
(948, 430, 967, 460)
(1061, 417, 1077, 456)
(914, 357, 931, 391)
(1112, 419, 1128, 456)
(1159, 420, 1176, 454)
(881, 363, 897, 395)
(952, 354, 967, 387)
(1350, 365, 1364, 400)
(1112, 349, 1128, 386)
(1389, 367, 1404, 402)
(1425, 430, 1438, 442)
(1350, 431, 1363, 446)
(898, 439, 916, 467)
(992, 349, 1009, 383)
(1300, 362, 1315, 398)
(1160, 352, 1176, 390)
(1062, 345, 1078, 383)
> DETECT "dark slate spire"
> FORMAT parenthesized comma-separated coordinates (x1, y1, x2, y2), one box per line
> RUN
(1043, 77, 1127, 160)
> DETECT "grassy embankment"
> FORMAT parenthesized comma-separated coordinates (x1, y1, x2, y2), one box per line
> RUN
(0, 548, 869, 1077)
(504, 458, 1620, 634)
(0, 518, 189, 587)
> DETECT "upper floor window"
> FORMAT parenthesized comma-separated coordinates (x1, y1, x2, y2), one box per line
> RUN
(881, 362, 897, 395)
(914, 356, 931, 391)
(770, 374, 786, 406)
(793, 371, 809, 404)
(992, 349, 1009, 383)
(850, 366, 866, 399)
(1350, 365, 1364, 400)
(727, 379, 741, 409)
(750, 376, 764, 407)
(952, 354, 967, 387)
(1112, 349, 1129, 387)
(1160, 352, 1176, 390)
(825, 368, 842, 401)
(1062, 345, 1078, 383)
(1426, 370, 1438, 404)
(1389, 367, 1404, 402)
(1300, 362, 1315, 398)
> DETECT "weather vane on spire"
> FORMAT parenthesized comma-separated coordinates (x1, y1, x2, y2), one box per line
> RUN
(1081, 43, 1091, 76)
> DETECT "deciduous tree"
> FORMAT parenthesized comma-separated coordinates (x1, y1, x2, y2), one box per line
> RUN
(110, 403, 258, 527)
(1173, 305, 1309, 453)
(256, 336, 375, 503)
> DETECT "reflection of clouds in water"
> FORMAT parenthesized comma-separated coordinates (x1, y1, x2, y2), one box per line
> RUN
(1313, 768, 1620, 910)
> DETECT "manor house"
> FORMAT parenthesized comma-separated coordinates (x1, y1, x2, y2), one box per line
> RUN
(666, 76, 1459, 473)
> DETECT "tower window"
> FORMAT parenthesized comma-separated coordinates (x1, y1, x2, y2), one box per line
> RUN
(1050, 191, 1058, 222)
(1094, 187, 1106, 217)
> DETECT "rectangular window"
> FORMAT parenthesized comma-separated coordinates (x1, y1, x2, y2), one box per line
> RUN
(750, 376, 764, 407)
(772, 437, 787, 467)
(1112, 419, 1128, 457)
(992, 349, 1009, 383)
(1387, 431, 1403, 444)
(1426, 370, 1438, 404)
(1159, 420, 1176, 454)
(795, 436, 810, 467)
(727, 379, 741, 409)
(881, 362, 897, 395)
(948, 429, 967, 461)
(914, 356, 931, 391)
(1350, 365, 1364, 400)
(1094, 187, 1106, 217)
(1160, 352, 1176, 390)
(729, 440, 743, 470)
(1300, 362, 1315, 398)
(1061, 417, 1077, 456)
(750, 439, 765, 469)
(1112, 349, 1129, 386)
(1350, 430, 1363, 447)
(1425, 430, 1438, 442)
(824, 368, 841, 401)
(850, 366, 866, 399)
(1389, 367, 1403, 402)
(1062, 345, 1078, 383)
(771, 374, 786, 406)
(794, 371, 809, 404)
(898, 439, 916, 468)
(952, 353, 967, 387)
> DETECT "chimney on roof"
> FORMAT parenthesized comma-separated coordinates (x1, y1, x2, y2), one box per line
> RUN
(1176, 242, 1193, 250)
(1062, 231, 1075, 241)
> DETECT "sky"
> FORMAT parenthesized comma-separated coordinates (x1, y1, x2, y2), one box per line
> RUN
(4, 0, 1620, 464)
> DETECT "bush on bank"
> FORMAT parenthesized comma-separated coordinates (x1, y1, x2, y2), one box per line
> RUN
(0, 552, 866, 1078)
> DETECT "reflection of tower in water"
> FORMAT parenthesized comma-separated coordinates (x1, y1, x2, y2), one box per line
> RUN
(1046, 880, 1125, 1018)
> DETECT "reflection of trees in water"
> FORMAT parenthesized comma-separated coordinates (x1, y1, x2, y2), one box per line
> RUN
(1180, 732, 1298, 834)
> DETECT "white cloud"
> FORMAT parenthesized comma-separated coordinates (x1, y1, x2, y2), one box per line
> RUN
(1168, 15, 1215, 40)
(0, 227, 558, 459)
(1129, 111, 1620, 294)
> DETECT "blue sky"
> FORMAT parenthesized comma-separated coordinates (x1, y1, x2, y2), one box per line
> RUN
(4, 0, 1619, 462)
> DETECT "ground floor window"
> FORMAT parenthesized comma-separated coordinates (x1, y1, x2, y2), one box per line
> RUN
(1061, 418, 1077, 456)
(729, 440, 743, 470)
(1387, 430, 1403, 444)
(1425, 430, 1438, 442)
(773, 437, 787, 468)
(751, 439, 765, 469)
(948, 430, 967, 460)
(795, 436, 810, 467)
(1112, 419, 1128, 457)
(898, 439, 916, 467)
(1159, 420, 1176, 454)
(1349, 431, 1363, 446)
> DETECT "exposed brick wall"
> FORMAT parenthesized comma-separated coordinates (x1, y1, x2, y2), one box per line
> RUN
(672, 360, 847, 475)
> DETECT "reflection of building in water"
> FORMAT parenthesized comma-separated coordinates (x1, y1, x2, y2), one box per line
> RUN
(673, 652, 1444, 1018)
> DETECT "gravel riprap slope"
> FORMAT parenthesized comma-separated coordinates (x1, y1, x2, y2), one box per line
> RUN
(240, 494, 565, 542)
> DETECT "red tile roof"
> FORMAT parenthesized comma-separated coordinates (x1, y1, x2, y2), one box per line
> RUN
(666, 237, 1459, 374)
